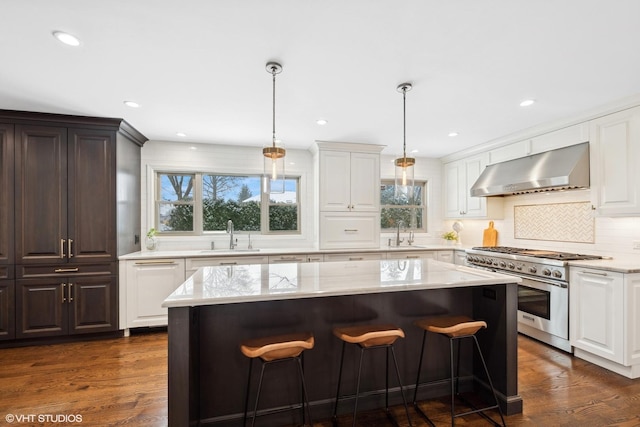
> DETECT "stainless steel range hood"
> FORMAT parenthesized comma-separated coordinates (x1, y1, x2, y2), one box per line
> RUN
(470, 142, 590, 197)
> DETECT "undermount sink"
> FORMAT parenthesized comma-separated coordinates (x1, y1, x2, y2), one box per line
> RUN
(199, 249, 260, 253)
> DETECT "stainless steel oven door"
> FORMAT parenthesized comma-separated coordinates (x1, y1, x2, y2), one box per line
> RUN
(517, 276, 568, 340)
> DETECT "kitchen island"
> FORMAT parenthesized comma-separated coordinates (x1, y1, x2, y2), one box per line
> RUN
(163, 259, 522, 426)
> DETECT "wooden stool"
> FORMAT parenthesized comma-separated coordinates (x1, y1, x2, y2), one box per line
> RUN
(413, 315, 506, 426)
(240, 332, 315, 427)
(332, 324, 412, 427)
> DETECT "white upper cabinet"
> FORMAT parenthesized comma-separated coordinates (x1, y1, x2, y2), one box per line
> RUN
(316, 141, 384, 249)
(319, 149, 380, 212)
(589, 106, 640, 217)
(444, 153, 503, 219)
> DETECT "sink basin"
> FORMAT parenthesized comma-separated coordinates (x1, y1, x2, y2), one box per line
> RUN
(199, 249, 260, 253)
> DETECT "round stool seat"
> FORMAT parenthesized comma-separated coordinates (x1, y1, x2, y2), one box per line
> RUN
(240, 332, 314, 362)
(333, 324, 405, 347)
(415, 315, 486, 337)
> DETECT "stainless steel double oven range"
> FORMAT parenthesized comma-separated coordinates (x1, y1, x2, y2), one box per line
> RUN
(465, 246, 602, 353)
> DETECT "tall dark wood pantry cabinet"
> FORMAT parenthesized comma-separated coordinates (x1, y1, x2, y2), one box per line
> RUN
(0, 110, 146, 344)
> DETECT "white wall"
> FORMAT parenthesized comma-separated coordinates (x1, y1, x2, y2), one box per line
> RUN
(443, 189, 640, 259)
(141, 140, 316, 251)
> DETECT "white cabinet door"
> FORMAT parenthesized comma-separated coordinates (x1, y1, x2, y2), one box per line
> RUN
(529, 123, 589, 154)
(323, 252, 384, 262)
(570, 268, 624, 363)
(624, 273, 640, 366)
(589, 107, 640, 217)
(124, 259, 185, 329)
(436, 250, 454, 264)
(443, 154, 503, 219)
(349, 152, 380, 212)
(186, 255, 269, 275)
(269, 254, 310, 263)
(454, 250, 468, 265)
(319, 150, 352, 211)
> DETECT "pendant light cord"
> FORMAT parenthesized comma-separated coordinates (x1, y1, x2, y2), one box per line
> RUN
(271, 66, 277, 147)
(402, 86, 407, 161)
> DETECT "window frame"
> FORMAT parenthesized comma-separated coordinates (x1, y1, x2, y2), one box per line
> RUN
(153, 170, 301, 236)
(380, 179, 427, 232)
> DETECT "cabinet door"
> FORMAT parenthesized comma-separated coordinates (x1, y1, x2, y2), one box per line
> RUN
(570, 268, 623, 363)
(463, 155, 487, 217)
(454, 250, 468, 265)
(0, 280, 15, 340)
(386, 251, 436, 260)
(0, 124, 14, 266)
(444, 161, 464, 218)
(319, 150, 351, 211)
(436, 250, 454, 264)
(625, 274, 640, 366)
(68, 129, 116, 262)
(15, 125, 68, 264)
(349, 152, 379, 212)
(16, 278, 67, 338)
(69, 275, 117, 334)
(589, 107, 640, 216)
(126, 259, 185, 328)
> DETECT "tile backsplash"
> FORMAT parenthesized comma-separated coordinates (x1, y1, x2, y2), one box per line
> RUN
(514, 202, 594, 243)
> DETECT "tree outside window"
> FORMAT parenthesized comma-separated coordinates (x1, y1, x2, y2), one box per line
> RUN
(380, 181, 426, 231)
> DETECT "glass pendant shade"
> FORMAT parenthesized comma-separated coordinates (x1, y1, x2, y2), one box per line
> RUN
(394, 155, 415, 200)
(263, 142, 285, 193)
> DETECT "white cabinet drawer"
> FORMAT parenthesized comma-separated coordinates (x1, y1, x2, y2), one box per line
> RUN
(319, 213, 380, 249)
(186, 256, 269, 274)
(323, 252, 384, 262)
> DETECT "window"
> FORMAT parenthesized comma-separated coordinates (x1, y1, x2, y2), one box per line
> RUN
(380, 181, 426, 231)
(155, 172, 299, 235)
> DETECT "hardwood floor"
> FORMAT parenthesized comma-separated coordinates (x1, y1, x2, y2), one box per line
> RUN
(1, 332, 639, 426)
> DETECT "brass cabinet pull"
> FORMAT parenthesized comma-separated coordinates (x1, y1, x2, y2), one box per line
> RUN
(219, 262, 238, 265)
(68, 239, 74, 258)
(348, 257, 364, 261)
(134, 261, 178, 266)
(62, 283, 67, 303)
(581, 270, 608, 277)
(68, 283, 74, 302)
(55, 268, 79, 273)
(406, 255, 420, 259)
(344, 229, 358, 232)
(61, 239, 66, 259)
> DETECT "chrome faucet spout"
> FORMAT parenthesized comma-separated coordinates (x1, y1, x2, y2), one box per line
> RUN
(396, 222, 404, 247)
(226, 220, 236, 249)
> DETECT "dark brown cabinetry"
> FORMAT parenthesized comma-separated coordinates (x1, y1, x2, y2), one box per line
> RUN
(0, 123, 15, 341)
(1, 110, 146, 345)
(0, 280, 14, 340)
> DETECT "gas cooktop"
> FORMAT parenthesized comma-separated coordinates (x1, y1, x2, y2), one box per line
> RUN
(471, 246, 602, 261)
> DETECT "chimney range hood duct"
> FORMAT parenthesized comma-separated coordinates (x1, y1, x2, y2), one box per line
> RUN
(470, 142, 590, 197)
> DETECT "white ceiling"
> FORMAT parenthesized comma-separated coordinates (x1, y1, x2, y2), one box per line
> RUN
(3, 0, 640, 158)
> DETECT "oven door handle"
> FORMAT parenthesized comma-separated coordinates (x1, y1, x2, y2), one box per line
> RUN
(520, 275, 568, 289)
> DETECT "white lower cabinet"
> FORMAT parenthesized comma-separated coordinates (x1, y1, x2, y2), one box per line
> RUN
(186, 255, 269, 276)
(436, 250, 454, 264)
(385, 250, 454, 263)
(122, 259, 185, 330)
(319, 213, 380, 249)
(454, 250, 468, 265)
(269, 254, 323, 263)
(570, 267, 640, 378)
(323, 252, 384, 262)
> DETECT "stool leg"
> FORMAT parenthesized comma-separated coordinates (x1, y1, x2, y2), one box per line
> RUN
(472, 335, 507, 427)
(296, 355, 314, 427)
(389, 345, 413, 427)
(450, 338, 456, 427)
(351, 347, 366, 427)
(332, 341, 346, 425)
(251, 361, 268, 427)
(385, 346, 390, 411)
(243, 358, 254, 427)
(413, 330, 427, 404)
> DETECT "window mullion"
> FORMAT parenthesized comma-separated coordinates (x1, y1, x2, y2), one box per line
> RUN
(193, 173, 203, 233)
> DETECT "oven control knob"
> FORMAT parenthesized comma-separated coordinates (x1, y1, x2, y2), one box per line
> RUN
(516, 264, 523, 271)
(529, 266, 537, 274)
(508, 262, 515, 269)
(499, 261, 506, 268)
(552, 270, 563, 278)
(542, 268, 552, 276)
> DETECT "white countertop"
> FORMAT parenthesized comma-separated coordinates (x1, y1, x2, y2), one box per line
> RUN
(568, 257, 640, 274)
(119, 244, 466, 260)
(162, 258, 521, 308)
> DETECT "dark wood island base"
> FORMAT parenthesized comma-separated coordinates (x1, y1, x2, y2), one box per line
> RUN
(167, 283, 522, 426)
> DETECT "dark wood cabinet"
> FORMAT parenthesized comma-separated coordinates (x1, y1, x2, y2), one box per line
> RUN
(1, 109, 146, 345)
(16, 272, 117, 338)
(0, 280, 14, 340)
(0, 123, 14, 267)
(15, 126, 117, 264)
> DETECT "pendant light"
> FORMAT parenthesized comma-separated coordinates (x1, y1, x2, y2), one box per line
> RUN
(263, 62, 286, 194)
(395, 83, 415, 200)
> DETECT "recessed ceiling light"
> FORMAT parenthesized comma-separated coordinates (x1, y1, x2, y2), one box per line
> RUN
(316, 119, 328, 125)
(410, 149, 419, 154)
(448, 132, 459, 137)
(189, 146, 197, 150)
(176, 132, 187, 137)
(52, 31, 80, 47)
(519, 99, 536, 107)
(123, 101, 140, 108)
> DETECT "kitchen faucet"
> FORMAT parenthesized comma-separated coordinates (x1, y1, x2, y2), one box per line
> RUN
(226, 219, 237, 249)
(396, 222, 404, 247)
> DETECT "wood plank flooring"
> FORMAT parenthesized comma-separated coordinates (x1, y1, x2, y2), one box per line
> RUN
(1, 331, 639, 426)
